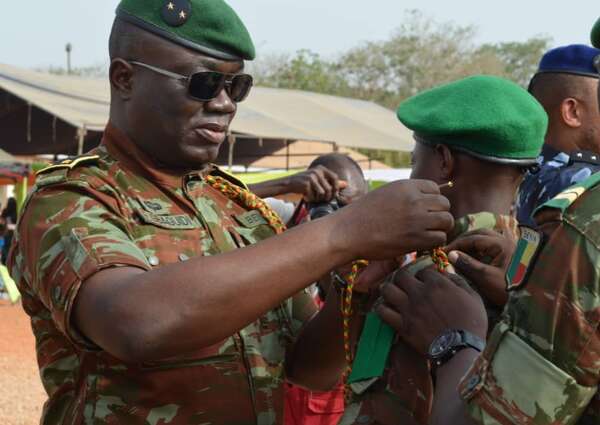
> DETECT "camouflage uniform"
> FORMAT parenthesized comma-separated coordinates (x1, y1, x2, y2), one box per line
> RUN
(8, 124, 317, 425)
(340, 213, 518, 425)
(460, 175, 600, 424)
(516, 146, 600, 227)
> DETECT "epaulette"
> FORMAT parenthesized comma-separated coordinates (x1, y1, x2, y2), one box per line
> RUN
(534, 172, 600, 214)
(569, 150, 600, 166)
(210, 165, 249, 190)
(35, 155, 100, 187)
(36, 155, 100, 176)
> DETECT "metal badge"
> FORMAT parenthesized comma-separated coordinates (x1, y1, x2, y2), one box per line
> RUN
(161, 0, 192, 27)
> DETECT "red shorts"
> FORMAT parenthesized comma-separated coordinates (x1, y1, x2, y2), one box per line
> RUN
(284, 383, 345, 425)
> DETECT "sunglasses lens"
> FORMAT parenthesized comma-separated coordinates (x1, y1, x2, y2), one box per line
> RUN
(189, 72, 224, 101)
(189, 72, 253, 102)
(229, 75, 253, 102)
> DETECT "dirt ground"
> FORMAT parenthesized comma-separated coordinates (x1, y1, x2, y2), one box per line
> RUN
(0, 300, 46, 425)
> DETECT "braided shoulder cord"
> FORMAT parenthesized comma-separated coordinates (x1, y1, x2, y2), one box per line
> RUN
(204, 174, 287, 234)
(341, 259, 368, 402)
(431, 247, 450, 272)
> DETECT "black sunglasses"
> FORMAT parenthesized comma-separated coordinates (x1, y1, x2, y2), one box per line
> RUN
(129, 60, 253, 102)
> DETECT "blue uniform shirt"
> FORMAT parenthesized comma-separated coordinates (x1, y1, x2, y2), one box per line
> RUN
(516, 145, 600, 226)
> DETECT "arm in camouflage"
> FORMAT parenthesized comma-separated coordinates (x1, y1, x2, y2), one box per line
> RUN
(460, 218, 600, 424)
(10, 182, 153, 349)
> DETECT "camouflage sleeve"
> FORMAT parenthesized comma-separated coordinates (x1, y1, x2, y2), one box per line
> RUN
(459, 221, 600, 424)
(12, 182, 152, 349)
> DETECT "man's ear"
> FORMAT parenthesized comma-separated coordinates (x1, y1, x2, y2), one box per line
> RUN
(109, 59, 134, 100)
(435, 144, 455, 181)
(560, 98, 583, 128)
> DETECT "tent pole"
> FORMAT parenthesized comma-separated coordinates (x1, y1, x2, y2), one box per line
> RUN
(52, 116, 57, 144)
(77, 125, 87, 155)
(285, 140, 290, 171)
(27, 103, 32, 143)
(228, 134, 236, 172)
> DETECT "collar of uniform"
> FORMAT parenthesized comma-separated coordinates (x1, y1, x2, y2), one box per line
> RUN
(101, 123, 213, 189)
(448, 212, 517, 242)
(540, 145, 565, 163)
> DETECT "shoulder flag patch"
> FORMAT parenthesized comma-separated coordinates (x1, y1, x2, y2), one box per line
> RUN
(506, 226, 544, 291)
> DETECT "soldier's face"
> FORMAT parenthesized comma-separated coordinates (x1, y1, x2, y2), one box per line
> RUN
(410, 143, 444, 183)
(126, 43, 243, 169)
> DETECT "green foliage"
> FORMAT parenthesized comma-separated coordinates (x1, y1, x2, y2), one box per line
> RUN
(252, 49, 352, 95)
(250, 10, 552, 166)
(477, 37, 551, 87)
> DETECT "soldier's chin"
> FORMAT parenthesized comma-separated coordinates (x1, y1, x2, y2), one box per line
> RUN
(177, 145, 221, 169)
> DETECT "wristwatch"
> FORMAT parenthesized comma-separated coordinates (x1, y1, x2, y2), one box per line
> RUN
(428, 329, 486, 368)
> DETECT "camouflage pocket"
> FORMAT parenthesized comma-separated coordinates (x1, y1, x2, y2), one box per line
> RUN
(462, 323, 597, 424)
(233, 211, 276, 246)
(88, 353, 256, 424)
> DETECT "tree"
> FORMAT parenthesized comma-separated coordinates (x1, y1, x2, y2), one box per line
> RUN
(251, 49, 351, 95)
(251, 10, 552, 108)
(477, 37, 551, 87)
(248, 11, 552, 167)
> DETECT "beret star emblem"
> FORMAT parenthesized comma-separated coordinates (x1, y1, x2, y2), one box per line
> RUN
(161, 0, 191, 27)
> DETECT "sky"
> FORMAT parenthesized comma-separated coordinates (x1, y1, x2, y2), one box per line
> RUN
(1, 0, 598, 70)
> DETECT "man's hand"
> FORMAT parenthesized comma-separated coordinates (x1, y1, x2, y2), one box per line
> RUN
(287, 166, 346, 202)
(353, 259, 399, 293)
(376, 268, 487, 355)
(445, 229, 517, 307)
(248, 165, 346, 201)
(332, 180, 454, 260)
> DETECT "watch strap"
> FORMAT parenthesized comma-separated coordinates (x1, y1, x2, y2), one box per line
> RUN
(460, 330, 486, 353)
(430, 329, 486, 368)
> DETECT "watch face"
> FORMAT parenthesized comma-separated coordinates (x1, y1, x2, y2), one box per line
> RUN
(430, 331, 460, 359)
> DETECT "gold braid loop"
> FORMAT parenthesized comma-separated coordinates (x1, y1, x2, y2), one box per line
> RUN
(204, 175, 287, 234)
(431, 247, 450, 272)
(341, 259, 369, 403)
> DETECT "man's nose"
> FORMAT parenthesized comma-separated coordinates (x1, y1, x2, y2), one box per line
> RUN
(205, 87, 237, 114)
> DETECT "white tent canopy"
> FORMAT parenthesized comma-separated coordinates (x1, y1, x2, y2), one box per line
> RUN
(0, 63, 414, 152)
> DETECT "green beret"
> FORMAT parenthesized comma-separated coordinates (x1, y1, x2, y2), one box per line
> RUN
(592, 18, 600, 49)
(397, 75, 548, 165)
(116, 0, 255, 61)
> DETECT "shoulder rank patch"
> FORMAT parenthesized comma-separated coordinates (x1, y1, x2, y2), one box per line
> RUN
(36, 155, 100, 176)
(570, 150, 600, 166)
(506, 226, 544, 291)
(535, 172, 600, 215)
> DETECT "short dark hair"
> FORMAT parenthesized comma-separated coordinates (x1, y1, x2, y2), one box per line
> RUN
(108, 18, 150, 60)
(309, 153, 364, 179)
(529, 73, 597, 108)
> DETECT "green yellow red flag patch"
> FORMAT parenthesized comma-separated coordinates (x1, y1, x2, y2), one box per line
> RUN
(506, 226, 544, 291)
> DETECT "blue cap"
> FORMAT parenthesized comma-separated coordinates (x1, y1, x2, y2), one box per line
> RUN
(534, 44, 600, 79)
